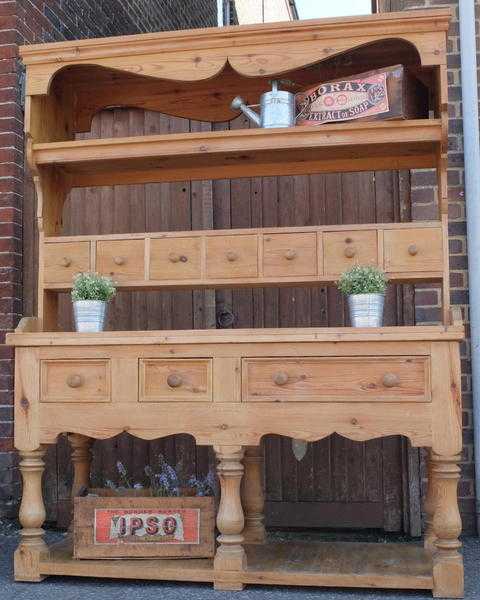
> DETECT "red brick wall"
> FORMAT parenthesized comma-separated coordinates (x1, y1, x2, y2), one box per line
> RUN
(0, 0, 216, 519)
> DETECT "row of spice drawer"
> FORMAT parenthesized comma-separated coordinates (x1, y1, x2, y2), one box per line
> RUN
(42, 227, 443, 285)
(40, 356, 430, 403)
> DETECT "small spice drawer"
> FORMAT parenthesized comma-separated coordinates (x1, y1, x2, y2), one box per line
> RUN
(150, 237, 201, 280)
(263, 232, 317, 278)
(43, 242, 90, 284)
(324, 230, 378, 276)
(206, 234, 258, 279)
(384, 228, 443, 273)
(139, 359, 212, 402)
(242, 357, 429, 402)
(40, 359, 111, 403)
(96, 239, 144, 282)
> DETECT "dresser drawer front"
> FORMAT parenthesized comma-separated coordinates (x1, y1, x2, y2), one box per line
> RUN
(40, 359, 111, 403)
(384, 228, 443, 273)
(324, 230, 378, 276)
(263, 232, 317, 278)
(139, 359, 212, 402)
(206, 235, 258, 279)
(44, 242, 90, 284)
(96, 239, 144, 282)
(242, 357, 429, 402)
(150, 237, 201, 280)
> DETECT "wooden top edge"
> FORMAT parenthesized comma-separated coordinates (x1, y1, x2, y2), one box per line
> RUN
(44, 221, 442, 243)
(33, 120, 442, 152)
(6, 325, 464, 346)
(19, 9, 451, 61)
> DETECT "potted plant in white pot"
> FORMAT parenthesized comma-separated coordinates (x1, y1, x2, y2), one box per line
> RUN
(71, 272, 116, 333)
(337, 265, 388, 328)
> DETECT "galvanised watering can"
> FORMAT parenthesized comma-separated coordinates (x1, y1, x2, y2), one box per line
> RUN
(231, 80, 296, 128)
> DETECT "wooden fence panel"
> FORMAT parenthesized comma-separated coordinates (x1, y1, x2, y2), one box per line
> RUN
(22, 107, 419, 532)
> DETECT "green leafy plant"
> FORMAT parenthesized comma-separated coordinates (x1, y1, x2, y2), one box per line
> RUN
(71, 272, 116, 302)
(337, 265, 388, 296)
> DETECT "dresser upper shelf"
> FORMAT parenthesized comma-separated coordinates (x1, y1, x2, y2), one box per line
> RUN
(32, 119, 441, 187)
(20, 8, 449, 129)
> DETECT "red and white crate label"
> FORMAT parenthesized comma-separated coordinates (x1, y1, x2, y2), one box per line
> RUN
(94, 507, 200, 545)
(296, 72, 389, 125)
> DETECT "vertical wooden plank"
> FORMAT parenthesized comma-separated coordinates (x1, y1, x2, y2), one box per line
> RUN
(191, 120, 215, 331)
(212, 119, 232, 330)
(332, 434, 348, 503)
(382, 436, 403, 532)
(42, 444, 58, 523)
(312, 436, 332, 502)
(190, 119, 216, 476)
(230, 118, 254, 330)
(55, 434, 73, 528)
(260, 175, 282, 506)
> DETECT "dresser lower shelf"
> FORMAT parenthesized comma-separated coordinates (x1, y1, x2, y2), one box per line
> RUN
(38, 538, 433, 590)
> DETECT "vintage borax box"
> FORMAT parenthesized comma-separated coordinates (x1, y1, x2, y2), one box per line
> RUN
(74, 493, 215, 559)
(295, 65, 428, 126)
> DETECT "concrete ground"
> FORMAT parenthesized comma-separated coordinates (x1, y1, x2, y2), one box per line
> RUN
(0, 533, 478, 600)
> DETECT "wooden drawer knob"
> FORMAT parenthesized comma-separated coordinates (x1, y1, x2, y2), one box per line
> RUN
(273, 371, 289, 386)
(61, 257, 72, 267)
(408, 244, 418, 256)
(226, 250, 238, 262)
(114, 256, 126, 266)
(284, 249, 297, 260)
(168, 253, 188, 264)
(344, 246, 356, 258)
(67, 374, 83, 389)
(167, 373, 183, 388)
(169, 252, 181, 263)
(382, 373, 400, 388)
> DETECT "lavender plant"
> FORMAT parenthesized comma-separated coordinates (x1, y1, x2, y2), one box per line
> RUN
(104, 455, 215, 497)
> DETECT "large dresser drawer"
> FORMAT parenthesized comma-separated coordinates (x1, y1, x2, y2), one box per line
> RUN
(40, 359, 111, 403)
(242, 357, 429, 402)
(139, 359, 212, 402)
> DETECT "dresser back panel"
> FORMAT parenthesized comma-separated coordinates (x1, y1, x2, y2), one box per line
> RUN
(23, 107, 416, 533)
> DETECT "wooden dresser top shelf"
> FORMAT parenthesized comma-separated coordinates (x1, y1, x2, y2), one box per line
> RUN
(31, 120, 442, 187)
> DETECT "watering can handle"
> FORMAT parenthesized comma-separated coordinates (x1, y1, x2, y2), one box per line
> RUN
(270, 78, 298, 89)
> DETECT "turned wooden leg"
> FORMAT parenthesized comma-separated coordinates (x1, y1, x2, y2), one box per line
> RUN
(241, 445, 266, 544)
(424, 449, 438, 553)
(69, 433, 92, 496)
(213, 445, 246, 591)
(14, 447, 47, 582)
(431, 453, 464, 599)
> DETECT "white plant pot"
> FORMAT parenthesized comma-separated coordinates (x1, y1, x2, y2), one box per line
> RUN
(73, 300, 107, 333)
(347, 293, 384, 328)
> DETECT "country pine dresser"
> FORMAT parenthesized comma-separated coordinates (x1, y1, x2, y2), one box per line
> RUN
(8, 9, 465, 598)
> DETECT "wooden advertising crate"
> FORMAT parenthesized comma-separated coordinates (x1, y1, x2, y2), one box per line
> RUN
(296, 64, 428, 126)
(73, 491, 215, 559)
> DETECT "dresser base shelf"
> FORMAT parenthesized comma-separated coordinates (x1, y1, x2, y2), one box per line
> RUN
(33, 538, 434, 592)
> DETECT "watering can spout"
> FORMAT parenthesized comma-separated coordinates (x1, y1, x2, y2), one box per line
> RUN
(231, 96, 261, 127)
